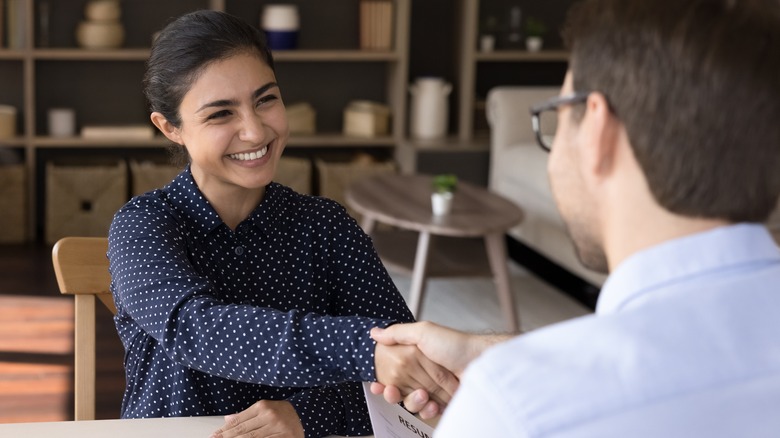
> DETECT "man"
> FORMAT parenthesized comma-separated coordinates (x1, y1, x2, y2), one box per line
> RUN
(371, 0, 780, 435)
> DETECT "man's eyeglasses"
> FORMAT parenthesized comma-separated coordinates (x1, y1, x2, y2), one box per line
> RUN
(529, 92, 590, 152)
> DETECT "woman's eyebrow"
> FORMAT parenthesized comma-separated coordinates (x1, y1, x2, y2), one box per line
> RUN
(196, 82, 279, 113)
(252, 82, 279, 99)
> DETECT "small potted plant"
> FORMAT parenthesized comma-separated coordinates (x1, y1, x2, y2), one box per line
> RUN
(524, 16, 547, 52)
(431, 174, 457, 216)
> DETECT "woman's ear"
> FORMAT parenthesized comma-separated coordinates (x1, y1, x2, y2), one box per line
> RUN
(150, 112, 183, 145)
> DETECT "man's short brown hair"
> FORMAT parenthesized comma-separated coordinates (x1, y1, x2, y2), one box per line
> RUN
(564, 0, 780, 222)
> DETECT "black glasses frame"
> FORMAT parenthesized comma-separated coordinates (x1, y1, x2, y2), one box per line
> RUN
(529, 92, 590, 152)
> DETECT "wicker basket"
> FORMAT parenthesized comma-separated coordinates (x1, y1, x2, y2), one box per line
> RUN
(0, 164, 27, 243)
(45, 161, 128, 245)
(129, 160, 182, 197)
(275, 156, 312, 195)
(316, 156, 395, 219)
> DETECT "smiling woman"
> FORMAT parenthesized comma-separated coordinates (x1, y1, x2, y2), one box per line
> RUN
(151, 53, 287, 229)
(105, 10, 454, 438)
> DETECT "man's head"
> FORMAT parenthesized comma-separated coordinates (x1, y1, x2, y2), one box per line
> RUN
(546, 0, 780, 272)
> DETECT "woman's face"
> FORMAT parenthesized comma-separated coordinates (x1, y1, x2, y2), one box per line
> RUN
(169, 51, 288, 197)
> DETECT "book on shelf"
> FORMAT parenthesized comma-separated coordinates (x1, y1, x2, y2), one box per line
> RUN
(80, 125, 156, 140)
(6, 0, 26, 50)
(0, 0, 5, 48)
(360, 0, 393, 51)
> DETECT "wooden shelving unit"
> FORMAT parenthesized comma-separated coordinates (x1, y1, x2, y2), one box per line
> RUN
(0, 0, 411, 242)
(474, 50, 570, 62)
(456, 0, 569, 142)
(396, 0, 569, 186)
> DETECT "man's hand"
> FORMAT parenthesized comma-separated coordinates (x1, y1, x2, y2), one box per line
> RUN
(210, 400, 304, 438)
(374, 342, 459, 409)
(373, 321, 488, 377)
(371, 322, 511, 417)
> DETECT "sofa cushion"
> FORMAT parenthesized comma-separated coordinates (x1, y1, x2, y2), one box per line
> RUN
(491, 142, 563, 227)
(486, 86, 560, 146)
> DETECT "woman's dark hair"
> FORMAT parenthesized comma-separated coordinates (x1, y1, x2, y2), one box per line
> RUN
(143, 10, 274, 166)
(144, 10, 274, 127)
(563, 0, 780, 222)
(144, 10, 275, 163)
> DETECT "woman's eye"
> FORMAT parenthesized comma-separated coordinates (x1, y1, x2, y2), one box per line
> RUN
(206, 110, 231, 120)
(256, 95, 278, 107)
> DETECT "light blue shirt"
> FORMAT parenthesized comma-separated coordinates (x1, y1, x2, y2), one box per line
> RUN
(436, 224, 780, 437)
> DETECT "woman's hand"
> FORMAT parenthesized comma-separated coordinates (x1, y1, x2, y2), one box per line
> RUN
(210, 400, 304, 438)
(374, 342, 460, 411)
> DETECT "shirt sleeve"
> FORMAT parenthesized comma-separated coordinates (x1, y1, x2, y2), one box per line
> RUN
(108, 197, 400, 387)
(434, 362, 526, 438)
(287, 382, 372, 438)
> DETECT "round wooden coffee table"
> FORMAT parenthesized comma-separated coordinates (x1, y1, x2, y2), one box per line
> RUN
(345, 173, 524, 332)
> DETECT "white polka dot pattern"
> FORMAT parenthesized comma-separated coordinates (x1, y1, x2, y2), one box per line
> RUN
(107, 166, 414, 437)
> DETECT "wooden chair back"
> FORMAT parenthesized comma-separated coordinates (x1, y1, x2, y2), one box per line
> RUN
(51, 237, 115, 421)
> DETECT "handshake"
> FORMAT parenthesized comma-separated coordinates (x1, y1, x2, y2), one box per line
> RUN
(371, 321, 511, 419)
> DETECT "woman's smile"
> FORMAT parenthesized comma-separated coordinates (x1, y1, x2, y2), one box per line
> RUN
(227, 143, 270, 162)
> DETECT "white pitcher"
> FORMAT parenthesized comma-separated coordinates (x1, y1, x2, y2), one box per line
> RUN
(409, 77, 452, 140)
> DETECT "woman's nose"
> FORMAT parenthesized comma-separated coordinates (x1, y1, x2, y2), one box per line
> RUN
(238, 112, 266, 143)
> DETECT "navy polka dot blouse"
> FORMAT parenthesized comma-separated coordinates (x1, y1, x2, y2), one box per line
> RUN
(107, 166, 414, 437)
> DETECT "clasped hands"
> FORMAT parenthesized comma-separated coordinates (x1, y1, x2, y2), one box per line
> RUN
(209, 321, 479, 438)
(372, 321, 481, 419)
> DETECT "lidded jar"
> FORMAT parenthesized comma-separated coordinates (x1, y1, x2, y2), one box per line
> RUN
(261, 5, 300, 50)
(409, 77, 452, 140)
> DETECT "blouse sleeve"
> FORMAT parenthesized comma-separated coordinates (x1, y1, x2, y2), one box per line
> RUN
(323, 201, 415, 329)
(108, 197, 401, 387)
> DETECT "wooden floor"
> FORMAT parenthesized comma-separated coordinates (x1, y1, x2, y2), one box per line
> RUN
(0, 243, 125, 423)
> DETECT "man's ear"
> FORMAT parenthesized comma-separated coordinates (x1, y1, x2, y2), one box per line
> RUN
(577, 92, 619, 181)
(150, 112, 183, 145)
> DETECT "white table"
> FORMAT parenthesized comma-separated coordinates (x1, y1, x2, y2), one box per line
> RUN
(0, 416, 367, 437)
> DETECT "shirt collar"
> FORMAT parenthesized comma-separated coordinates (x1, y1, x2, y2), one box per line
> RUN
(166, 165, 222, 238)
(248, 181, 289, 236)
(596, 223, 780, 315)
(165, 165, 292, 238)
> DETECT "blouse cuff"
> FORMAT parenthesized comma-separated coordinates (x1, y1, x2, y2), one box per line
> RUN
(338, 317, 398, 382)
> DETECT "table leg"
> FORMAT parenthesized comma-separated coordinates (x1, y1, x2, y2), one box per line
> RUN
(408, 231, 432, 319)
(485, 232, 520, 333)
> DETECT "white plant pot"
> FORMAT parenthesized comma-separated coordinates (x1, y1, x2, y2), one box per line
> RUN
(525, 36, 543, 52)
(431, 192, 453, 216)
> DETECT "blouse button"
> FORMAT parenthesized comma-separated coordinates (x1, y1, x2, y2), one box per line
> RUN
(234, 246, 245, 256)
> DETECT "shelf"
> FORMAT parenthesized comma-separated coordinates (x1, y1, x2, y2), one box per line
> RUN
(34, 136, 170, 148)
(30, 49, 401, 63)
(287, 134, 396, 147)
(0, 137, 26, 147)
(269, 50, 402, 62)
(33, 49, 151, 61)
(30, 134, 395, 148)
(0, 50, 26, 60)
(401, 136, 489, 152)
(474, 50, 570, 62)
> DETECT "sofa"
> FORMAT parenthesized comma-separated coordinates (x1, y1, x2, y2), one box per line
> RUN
(487, 86, 780, 287)
(487, 86, 608, 286)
